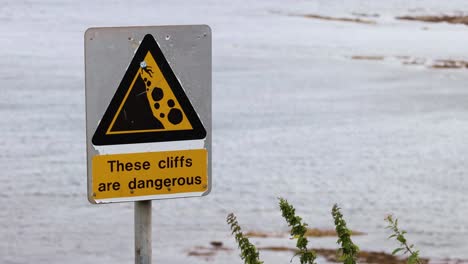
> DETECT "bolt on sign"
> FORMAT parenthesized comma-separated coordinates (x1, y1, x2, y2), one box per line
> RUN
(85, 26, 211, 204)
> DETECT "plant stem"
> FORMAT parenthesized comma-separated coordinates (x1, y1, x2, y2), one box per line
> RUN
(227, 213, 263, 264)
(279, 198, 317, 264)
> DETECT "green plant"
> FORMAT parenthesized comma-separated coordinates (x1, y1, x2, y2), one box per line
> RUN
(227, 213, 263, 264)
(279, 198, 317, 264)
(227, 200, 424, 264)
(331, 204, 359, 264)
(385, 215, 422, 264)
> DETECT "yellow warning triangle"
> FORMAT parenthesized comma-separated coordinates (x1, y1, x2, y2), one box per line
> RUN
(92, 34, 206, 145)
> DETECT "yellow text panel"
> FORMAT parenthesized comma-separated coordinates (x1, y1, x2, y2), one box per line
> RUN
(92, 149, 207, 200)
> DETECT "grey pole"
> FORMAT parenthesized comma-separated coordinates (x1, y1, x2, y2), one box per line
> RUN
(135, 200, 152, 264)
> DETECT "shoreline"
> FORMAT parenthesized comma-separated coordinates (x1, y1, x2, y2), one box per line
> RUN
(187, 228, 468, 264)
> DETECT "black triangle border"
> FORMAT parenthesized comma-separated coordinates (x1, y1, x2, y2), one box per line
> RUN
(92, 34, 207, 146)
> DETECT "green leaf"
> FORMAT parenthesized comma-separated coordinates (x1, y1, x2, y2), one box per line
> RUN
(397, 234, 406, 243)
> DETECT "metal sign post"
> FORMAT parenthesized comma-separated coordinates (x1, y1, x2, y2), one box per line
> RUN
(85, 25, 212, 263)
(135, 201, 152, 264)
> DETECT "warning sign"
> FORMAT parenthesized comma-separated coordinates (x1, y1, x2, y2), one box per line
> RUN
(92, 149, 208, 201)
(85, 26, 211, 204)
(92, 34, 206, 146)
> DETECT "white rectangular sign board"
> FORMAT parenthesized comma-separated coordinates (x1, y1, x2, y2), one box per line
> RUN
(85, 25, 211, 204)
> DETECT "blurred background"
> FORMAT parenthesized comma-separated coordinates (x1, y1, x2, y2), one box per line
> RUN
(1, 0, 468, 263)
